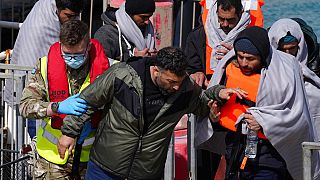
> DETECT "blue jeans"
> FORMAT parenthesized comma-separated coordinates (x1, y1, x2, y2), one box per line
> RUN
(85, 160, 122, 180)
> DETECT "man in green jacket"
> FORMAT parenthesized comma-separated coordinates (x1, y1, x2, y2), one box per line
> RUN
(57, 47, 246, 179)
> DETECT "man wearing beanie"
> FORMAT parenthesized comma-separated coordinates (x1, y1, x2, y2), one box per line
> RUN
(195, 26, 320, 179)
(94, 0, 156, 65)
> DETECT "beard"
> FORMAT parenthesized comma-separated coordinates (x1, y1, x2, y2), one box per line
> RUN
(155, 75, 174, 96)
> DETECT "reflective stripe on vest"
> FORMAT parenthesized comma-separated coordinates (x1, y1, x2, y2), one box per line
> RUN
(40, 120, 95, 147)
(219, 62, 266, 139)
(36, 56, 95, 164)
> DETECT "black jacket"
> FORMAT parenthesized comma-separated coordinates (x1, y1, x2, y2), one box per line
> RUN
(185, 25, 206, 75)
(94, 7, 134, 62)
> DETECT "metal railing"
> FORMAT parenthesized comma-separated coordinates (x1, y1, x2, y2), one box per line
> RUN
(0, 149, 31, 180)
(0, 51, 33, 179)
(0, 21, 22, 29)
(302, 142, 320, 180)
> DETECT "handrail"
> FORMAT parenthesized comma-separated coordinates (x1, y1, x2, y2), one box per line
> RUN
(0, 20, 23, 29)
(302, 142, 320, 180)
(0, 64, 33, 71)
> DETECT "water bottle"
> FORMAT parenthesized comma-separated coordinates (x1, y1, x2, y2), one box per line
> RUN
(245, 128, 258, 158)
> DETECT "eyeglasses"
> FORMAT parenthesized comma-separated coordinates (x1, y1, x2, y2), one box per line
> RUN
(60, 43, 90, 61)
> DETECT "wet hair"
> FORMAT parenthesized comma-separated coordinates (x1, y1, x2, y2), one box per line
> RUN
(155, 47, 188, 77)
(60, 20, 89, 46)
(217, 0, 243, 16)
(56, 0, 84, 14)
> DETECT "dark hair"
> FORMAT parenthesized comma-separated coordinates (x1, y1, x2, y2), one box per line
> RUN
(217, 0, 243, 16)
(60, 20, 89, 46)
(55, 0, 84, 14)
(155, 47, 188, 77)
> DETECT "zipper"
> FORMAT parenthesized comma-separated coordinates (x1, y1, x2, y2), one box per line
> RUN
(137, 135, 143, 153)
(126, 134, 143, 178)
(126, 87, 144, 178)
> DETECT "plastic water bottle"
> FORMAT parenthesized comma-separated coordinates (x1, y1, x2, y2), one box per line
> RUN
(245, 129, 258, 158)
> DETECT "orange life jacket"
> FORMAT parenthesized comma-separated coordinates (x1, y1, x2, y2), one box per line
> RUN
(47, 39, 109, 129)
(199, 0, 264, 76)
(219, 62, 266, 139)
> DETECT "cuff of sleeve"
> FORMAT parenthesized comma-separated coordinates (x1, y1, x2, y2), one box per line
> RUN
(213, 85, 227, 106)
(46, 102, 55, 116)
(61, 128, 78, 138)
(60, 116, 81, 138)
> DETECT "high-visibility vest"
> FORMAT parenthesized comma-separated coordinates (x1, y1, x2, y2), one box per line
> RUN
(36, 40, 109, 165)
(37, 57, 94, 164)
(199, 0, 264, 76)
(219, 62, 266, 139)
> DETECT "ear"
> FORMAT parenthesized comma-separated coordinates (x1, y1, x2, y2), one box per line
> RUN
(150, 66, 160, 76)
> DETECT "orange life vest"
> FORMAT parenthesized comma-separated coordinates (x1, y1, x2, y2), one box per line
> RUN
(47, 39, 109, 129)
(199, 0, 264, 76)
(219, 62, 266, 139)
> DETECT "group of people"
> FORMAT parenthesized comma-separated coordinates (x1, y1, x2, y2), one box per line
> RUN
(186, 0, 320, 180)
(9, 0, 320, 179)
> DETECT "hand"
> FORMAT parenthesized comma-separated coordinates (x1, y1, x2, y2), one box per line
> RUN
(58, 94, 88, 116)
(208, 100, 221, 123)
(244, 113, 261, 131)
(134, 48, 150, 57)
(218, 87, 248, 100)
(148, 49, 158, 56)
(57, 135, 75, 159)
(190, 72, 209, 88)
(216, 42, 233, 60)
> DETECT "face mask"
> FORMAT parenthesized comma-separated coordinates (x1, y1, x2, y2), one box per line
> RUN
(61, 42, 90, 69)
(63, 53, 87, 69)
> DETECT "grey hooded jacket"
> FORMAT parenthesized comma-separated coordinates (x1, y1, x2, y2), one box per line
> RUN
(94, 7, 133, 62)
(61, 58, 225, 179)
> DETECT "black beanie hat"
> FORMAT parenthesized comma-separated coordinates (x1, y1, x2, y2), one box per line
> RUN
(125, 0, 156, 15)
(234, 39, 260, 56)
(234, 26, 270, 66)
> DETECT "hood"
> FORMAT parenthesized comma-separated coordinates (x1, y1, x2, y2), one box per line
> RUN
(268, 18, 308, 65)
(101, 7, 118, 26)
(234, 26, 270, 66)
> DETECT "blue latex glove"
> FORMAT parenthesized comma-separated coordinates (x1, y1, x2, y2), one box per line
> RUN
(57, 94, 88, 116)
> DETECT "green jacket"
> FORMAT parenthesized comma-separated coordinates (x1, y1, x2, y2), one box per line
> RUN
(61, 59, 225, 179)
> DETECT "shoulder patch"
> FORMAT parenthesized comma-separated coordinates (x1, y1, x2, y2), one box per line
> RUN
(31, 68, 37, 74)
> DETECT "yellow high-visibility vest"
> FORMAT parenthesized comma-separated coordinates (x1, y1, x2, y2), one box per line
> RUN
(36, 56, 95, 165)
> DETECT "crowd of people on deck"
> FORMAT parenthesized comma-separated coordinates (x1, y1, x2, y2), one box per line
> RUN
(7, 0, 320, 179)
